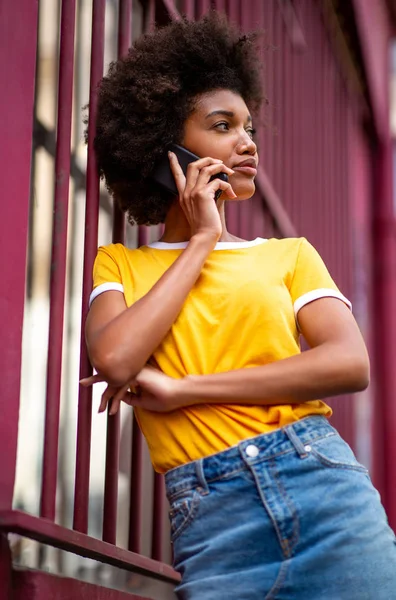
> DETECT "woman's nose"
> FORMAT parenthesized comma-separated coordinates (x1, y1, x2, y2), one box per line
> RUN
(237, 132, 257, 155)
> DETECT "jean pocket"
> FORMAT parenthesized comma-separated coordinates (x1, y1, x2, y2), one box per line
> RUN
(168, 488, 201, 542)
(309, 433, 369, 473)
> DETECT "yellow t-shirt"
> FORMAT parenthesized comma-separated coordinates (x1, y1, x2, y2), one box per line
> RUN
(90, 237, 351, 473)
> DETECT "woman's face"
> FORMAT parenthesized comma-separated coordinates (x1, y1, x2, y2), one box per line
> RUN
(182, 89, 259, 201)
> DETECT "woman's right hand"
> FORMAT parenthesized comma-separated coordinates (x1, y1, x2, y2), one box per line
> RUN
(168, 151, 236, 242)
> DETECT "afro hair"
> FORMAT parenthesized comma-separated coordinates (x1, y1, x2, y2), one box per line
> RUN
(92, 11, 265, 225)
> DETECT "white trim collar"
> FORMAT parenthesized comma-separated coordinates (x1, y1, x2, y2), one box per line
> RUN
(148, 237, 268, 250)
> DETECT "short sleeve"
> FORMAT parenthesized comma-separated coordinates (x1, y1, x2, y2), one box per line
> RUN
(89, 245, 124, 307)
(289, 238, 351, 324)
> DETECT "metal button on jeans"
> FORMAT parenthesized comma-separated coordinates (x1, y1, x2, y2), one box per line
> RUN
(246, 444, 259, 458)
(304, 445, 312, 452)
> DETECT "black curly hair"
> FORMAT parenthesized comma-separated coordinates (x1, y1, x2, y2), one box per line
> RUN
(92, 11, 265, 226)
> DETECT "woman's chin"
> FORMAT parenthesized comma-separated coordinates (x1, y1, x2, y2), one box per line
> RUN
(229, 185, 256, 201)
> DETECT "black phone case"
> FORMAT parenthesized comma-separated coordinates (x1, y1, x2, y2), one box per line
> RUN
(151, 144, 228, 198)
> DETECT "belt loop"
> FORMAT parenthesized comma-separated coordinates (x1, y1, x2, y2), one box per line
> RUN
(195, 459, 209, 495)
(284, 424, 309, 458)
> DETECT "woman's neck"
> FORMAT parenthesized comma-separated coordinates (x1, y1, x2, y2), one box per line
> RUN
(159, 199, 245, 243)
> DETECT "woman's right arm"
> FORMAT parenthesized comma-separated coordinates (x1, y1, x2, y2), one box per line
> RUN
(85, 153, 235, 387)
(87, 233, 215, 386)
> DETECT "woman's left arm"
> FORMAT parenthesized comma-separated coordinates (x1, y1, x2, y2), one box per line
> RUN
(82, 296, 369, 413)
(175, 296, 369, 407)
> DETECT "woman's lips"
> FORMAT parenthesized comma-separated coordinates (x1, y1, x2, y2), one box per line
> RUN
(232, 165, 257, 176)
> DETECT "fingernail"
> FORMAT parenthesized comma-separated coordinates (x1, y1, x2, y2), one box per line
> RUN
(168, 151, 174, 158)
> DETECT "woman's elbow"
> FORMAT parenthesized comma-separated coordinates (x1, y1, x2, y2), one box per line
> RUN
(344, 351, 370, 392)
(88, 346, 133, 387)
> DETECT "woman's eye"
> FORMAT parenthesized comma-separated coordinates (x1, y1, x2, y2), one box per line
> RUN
(247, 128, 256, 139)
(214, 122, 229, 131)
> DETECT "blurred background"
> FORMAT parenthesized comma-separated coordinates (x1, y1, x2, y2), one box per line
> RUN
(1, 1, 396, 598)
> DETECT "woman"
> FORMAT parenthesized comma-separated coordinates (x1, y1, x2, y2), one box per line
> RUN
(81, 12, 396, 599)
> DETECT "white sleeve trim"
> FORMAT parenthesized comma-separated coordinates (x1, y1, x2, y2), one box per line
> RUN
(294, 288, 352, 322)
(89, 282, 124, 307)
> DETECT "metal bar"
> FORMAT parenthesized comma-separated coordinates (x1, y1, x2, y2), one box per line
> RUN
(102, 0, 133, 546)
(102, 412, 120, 545)
(73, 0, 106, 534)
(145, 0, 156, 32)
(40, 0, 76, 522)
(0, 509, 180, 583)
(0, 0, 39, 595)
(162, 0, 182, 21)
(373, 137, 396, 529)
(128, 414, 144, 554)
(0, 0, 39, 511)
(180, 0, 194, 19)
(128, 226, 149, 554)
(196, 0, 211, 18)
(151, 473, 165, 561)
(351, 0, 389, 140)
(118, 0, 132, 57)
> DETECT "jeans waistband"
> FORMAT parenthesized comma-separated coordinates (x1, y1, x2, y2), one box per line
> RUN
(164, 416, 336, 501)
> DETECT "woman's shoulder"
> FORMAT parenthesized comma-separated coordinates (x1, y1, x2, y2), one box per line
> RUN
(262, 236, 307, 257)
(96, 242, 146, 261)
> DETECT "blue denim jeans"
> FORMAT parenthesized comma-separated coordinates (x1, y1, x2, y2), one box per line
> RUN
(165, 416, 396, 599)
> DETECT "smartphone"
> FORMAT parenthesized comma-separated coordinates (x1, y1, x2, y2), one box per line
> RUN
(151, 143, 228, 200)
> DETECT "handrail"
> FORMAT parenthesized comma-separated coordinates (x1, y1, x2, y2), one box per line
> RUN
(0, 509, 180, 584)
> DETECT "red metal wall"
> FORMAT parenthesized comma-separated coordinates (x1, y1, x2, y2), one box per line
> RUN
(1, 1, 395, 598)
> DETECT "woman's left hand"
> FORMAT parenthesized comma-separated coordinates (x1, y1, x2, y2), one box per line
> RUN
(80, 365, 183, 415)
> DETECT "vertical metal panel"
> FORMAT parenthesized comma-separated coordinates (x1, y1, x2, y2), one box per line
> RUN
(73, 0, 106, 534)
(40, 0, 76, 522)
